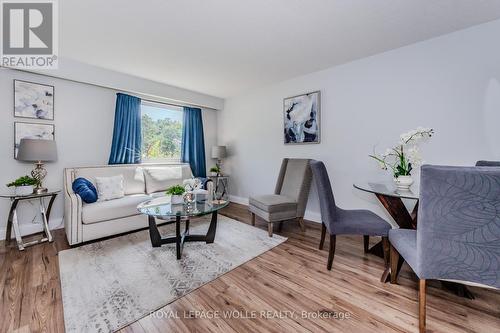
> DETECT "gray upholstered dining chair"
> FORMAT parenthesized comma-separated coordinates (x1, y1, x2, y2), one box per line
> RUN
(476, 160, 500, 166)
(310, 160, 391, 273)
(389, 165, 500, 333)
(249, 158, 312, 237)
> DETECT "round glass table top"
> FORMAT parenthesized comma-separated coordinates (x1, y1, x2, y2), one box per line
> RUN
(353, 182, 419, 200)
(137, 196, 229, 219)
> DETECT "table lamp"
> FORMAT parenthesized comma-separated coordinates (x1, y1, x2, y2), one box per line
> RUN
(17, 139, 58, 194)
(211, 145, 227, 175)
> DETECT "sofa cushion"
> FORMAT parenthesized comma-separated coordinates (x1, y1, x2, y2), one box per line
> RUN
(82, 194, 150, 224)
(144, 166, 186, 194)
(249, 194, 297, 213)
(72, 177, 98, 203)
(95, 175, 125, 201)
(75, 166, 145, 195)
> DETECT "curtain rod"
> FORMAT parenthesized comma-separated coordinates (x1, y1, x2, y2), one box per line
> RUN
(0, 66, 218, 111)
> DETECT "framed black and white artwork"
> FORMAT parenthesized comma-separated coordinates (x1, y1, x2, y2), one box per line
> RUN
(283, 91, 320, 144)
(14, 122, 55, 158)
(14, 80, 55, 120)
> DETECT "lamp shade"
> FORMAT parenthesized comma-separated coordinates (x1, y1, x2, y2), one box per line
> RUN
(17, 139, 58, 162)
(211, 145, 227, 159)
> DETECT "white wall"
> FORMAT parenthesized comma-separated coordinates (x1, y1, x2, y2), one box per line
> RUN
(218, 19, 500, 224)
(0, 68, 219, 240)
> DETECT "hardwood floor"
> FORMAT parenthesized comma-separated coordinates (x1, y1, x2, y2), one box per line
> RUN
(1, 203, 499, 332)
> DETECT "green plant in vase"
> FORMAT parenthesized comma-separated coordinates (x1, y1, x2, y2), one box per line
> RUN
(210, 165, 221, 176)
(166, 185, 186, 204)
(6, 175, 38, 195)
(370, 127, 434, 190)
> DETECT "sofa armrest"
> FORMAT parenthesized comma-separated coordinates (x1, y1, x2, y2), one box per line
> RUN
(63, 169, 83, 245)
(197, 177, 211, 189)
(197, 177, 214, 196)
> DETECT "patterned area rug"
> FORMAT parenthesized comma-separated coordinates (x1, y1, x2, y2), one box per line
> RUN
(59, 215, 286, 333)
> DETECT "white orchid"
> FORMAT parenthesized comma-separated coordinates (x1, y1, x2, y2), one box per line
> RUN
(400, 127, 434, 145)
(382, 148, 394, 157)
(370, 127, 434, 177)
(406, 146, 423, 166)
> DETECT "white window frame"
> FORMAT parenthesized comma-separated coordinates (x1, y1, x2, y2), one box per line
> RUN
(140, 100, 183, 164)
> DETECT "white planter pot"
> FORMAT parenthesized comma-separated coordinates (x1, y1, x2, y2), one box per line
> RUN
(210, 172, 218, 177)
(15, 185, 33, 196)
(394, 175, 414, 190)
(170, 195, 184, 205)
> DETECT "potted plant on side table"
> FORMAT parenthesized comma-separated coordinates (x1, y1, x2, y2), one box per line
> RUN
(369, 127, 434, 190)
(6, 175, 38, 195)
(166, 185, 186, 205)
(209, 165, 221, 177)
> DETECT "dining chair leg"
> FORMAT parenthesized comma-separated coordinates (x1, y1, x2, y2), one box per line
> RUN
(390, 243, 400, 284)
(363, 235, 369, 253)
(268, 222, 273, 237)
(419, 279, 427, 333)
(319, 222, 326, 250)
(278, 221, 284, 232)
(380, 236, 391, 282)
(327, 235, 336, 270)
(297, 217, 306, 231)
(251, 212, 256, 226)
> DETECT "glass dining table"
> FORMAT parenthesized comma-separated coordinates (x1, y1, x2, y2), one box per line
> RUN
(354, 182, 419, 230)
(353, 181, 473, 298)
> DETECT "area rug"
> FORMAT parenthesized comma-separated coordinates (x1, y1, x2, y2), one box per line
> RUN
(58, 215, 286, 333)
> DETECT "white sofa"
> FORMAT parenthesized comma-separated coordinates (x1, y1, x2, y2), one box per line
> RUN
(63, 163, 209, 245)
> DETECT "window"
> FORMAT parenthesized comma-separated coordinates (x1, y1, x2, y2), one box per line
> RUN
(141, 101, 183, 162)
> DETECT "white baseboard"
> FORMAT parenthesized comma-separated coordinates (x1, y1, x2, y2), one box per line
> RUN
(304, 210, 321, 223)
(229, 195, 321, 223)
(229, 195, 249, 205)
(0, 217, 64, 241)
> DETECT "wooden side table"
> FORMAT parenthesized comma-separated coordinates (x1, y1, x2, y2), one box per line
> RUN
(1, 190, 60, 250)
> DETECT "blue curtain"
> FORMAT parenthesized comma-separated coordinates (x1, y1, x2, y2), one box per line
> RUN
(181, 107, 206, 177)
(108, 93, 142, 164)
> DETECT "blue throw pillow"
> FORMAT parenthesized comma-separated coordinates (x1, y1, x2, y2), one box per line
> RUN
(72, 177, 98, 203)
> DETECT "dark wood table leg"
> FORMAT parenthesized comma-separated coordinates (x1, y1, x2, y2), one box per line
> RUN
(365, 195, 416, 259)
(441, 281, 475, 299)
(367, 241, 384, 258)
(148, 215, 162, 247)
(375, 194, 416, 229)
(205, 211, 218, 244)
(147, 212, 219, 260)
(175, 216, 181, 260)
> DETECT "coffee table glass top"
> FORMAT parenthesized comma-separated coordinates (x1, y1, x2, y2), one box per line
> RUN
(137, 196, 229, 219)
(353, 182, 419, 200)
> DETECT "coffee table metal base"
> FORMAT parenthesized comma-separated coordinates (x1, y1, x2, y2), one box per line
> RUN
(148, 211, 218, 260)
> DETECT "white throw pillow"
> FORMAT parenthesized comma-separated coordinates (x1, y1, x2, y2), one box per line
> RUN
(144, 167, 183, 194)
(95, 175, 125, 201)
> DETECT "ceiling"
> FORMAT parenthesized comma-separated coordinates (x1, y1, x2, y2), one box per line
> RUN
(60, 0, 500, 98)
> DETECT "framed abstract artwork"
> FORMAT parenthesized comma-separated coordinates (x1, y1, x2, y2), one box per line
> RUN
(14, 122, 55, 158)
(283, 91, 320, 144)
(14, 80, 55, 120)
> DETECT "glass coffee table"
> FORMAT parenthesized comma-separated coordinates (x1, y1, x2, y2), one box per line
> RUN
(137, 196, 229, 259)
